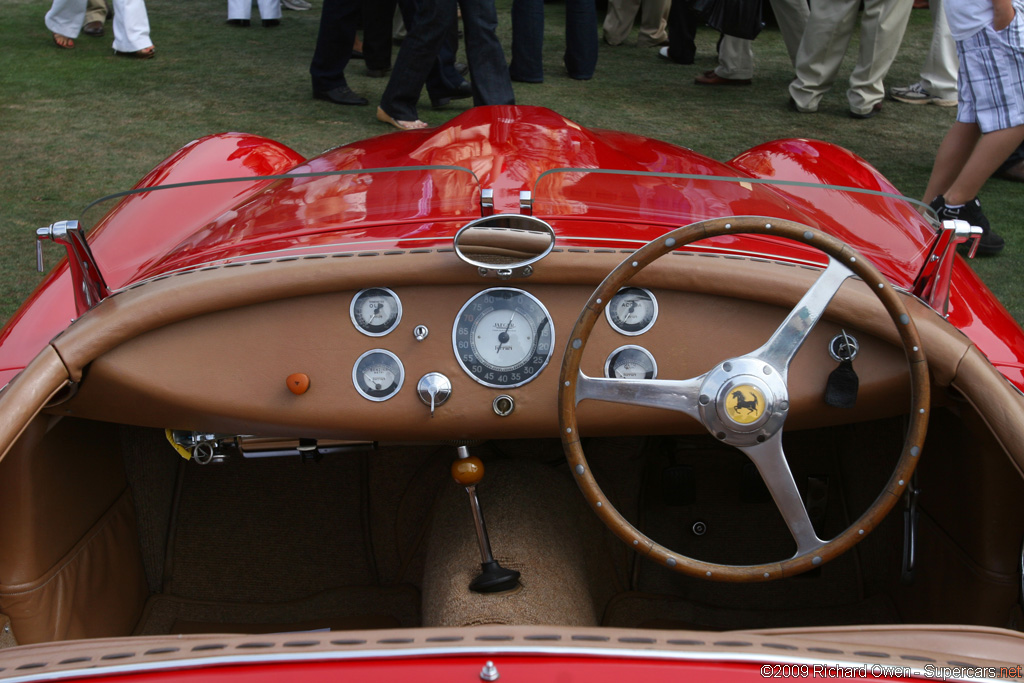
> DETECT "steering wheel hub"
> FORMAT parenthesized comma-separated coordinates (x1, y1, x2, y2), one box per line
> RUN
(699, 358, 789, 446)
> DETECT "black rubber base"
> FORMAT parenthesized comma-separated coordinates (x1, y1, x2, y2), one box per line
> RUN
(469, 561, 521, 593)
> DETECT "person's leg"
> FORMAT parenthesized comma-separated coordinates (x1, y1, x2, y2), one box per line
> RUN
(944, 126, 1024, 204)
(257, 0, 282, 20)
(380, 0, 453, 121)
(564, 0, 598, 79)
(46, 0, 87, 42)
(363, 0, 399, 72)
(111, 0, 153, 52)
(768, 0, 809, 65)
(923, 121, 983, 204)
(84, 0, 108, 28)
(458, 0, 515, 104)
(602, 0, 639, 46)
(919, 0, 958, 101)
(509, 0, 544, 82)
(788, 0, 859, 112)
(664, 0, 698, 64)
(637, 0, 669, 47)
(847, 0, 912, 115)
(310, 0, 361, 95)
(227, 0, 252, 20)
(713, 36, 754, 80)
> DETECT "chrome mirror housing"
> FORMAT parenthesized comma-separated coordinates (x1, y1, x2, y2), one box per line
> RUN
(453, 214, 555, 280)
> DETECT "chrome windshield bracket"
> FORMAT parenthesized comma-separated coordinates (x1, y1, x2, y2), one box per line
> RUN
(480, 189, 495, 217)
(519, 190, 533, 215)
(36, 220, 110, 316)
(912, 218, 983, 317)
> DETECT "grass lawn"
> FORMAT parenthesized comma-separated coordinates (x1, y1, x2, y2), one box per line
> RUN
(2, 0, 1021, 327)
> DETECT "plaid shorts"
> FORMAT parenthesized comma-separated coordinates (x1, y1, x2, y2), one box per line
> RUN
(956, 7, 1024, 133)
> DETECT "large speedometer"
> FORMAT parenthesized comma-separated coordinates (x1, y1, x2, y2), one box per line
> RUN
(453, 288, 554, 388)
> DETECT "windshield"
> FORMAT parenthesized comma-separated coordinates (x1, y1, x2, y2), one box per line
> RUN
(75, 166, 940, 290)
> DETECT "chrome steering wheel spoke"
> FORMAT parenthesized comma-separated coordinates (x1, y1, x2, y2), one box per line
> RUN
(749, 257, 855, 377)
(739, 433, 825, 556)
(575, 371, 704, 422)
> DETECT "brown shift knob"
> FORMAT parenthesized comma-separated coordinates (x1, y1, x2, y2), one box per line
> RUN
(452, 456, 484, 485)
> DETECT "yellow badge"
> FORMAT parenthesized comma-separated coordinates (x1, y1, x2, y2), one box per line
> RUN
(725, 385, 766, 424)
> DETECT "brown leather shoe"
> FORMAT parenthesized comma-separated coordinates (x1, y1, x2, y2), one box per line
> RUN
(83, 20, 104, 36)
(695, 71, 752, 86)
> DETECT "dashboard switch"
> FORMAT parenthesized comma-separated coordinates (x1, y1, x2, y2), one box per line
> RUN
(417, 372, 452, 417)
(286, 373, 310, 395)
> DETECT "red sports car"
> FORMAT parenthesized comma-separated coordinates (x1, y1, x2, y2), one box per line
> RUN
(1, 106, 1022, 682)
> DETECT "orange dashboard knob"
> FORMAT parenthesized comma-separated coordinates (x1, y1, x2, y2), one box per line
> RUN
(452, 456, 485, 486)
(286, 373, 310, 395)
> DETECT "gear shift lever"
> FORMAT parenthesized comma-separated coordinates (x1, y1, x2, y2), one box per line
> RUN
(451, 445, 521, 593)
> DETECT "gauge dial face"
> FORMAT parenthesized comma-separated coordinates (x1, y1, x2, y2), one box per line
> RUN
(605, 287, 658, 336)
(350, 288, 402, 336)
(604, 345, 658, 380)
(453, 288, 554, 388)
(352, 349, 404, 401)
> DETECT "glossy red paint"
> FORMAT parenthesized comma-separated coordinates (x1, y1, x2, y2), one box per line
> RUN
(2, 106, 1023, 392)
(56, 655, 919, 683)
(0, 133, 305, 381)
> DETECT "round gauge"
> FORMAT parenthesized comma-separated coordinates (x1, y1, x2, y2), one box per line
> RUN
(605, 287, 658, 336)
(350, 288, 402, 337)
(604, 345, 658, 380)
(352, 349, 405, 401)
(453, 288, 554, 388)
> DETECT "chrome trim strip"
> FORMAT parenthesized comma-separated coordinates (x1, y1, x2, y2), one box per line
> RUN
(1, 644, 1000, 683)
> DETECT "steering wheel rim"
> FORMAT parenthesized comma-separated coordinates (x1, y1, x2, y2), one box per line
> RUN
(558, 217, 929, 582)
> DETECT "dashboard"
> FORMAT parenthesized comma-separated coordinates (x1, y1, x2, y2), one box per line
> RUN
(62, 274, 913, 442)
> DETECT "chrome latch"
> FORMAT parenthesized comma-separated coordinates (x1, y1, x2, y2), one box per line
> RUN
(480, 189, 495, 217)
(519, 190, 533, 216)
(913, 218, 983, 317)
(36, 220, 110, 316)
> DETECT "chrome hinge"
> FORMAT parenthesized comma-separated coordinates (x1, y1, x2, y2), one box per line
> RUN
(912, 219, 983, 317)
(480, 189, 494, 217)
(36, 220, 110, 316)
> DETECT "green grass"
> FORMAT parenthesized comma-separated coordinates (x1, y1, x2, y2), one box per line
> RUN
(2, 0, 1021, 326)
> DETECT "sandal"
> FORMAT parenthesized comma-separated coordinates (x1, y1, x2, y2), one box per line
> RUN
(376, 106, 427, 131)
(52, 33, 74, 49)
(114, 45, 155, 59)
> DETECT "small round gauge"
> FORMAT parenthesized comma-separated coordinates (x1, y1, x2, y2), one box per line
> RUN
(604, 345, 658, 380)
(350, 288, 402, 337)
(453, 288, 554, 388)
(605, 287, 658, 336)
(352, 349, 405, 401)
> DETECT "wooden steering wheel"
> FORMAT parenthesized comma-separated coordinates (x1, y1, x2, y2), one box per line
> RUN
(558, 217, 929, 582)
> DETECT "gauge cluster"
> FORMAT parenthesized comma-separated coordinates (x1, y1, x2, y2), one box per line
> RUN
(346, 285, 661, 405)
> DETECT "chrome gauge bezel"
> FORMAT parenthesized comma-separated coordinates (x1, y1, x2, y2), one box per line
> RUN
(603, 344, 658, 380)
(350, 287, 403, 337)
(605, 286, 658, 336)
(452, 287, 555, 389)
(352, 349, 405, 402)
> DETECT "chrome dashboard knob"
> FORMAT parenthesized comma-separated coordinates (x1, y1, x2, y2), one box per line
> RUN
(417, 372, 452, 417)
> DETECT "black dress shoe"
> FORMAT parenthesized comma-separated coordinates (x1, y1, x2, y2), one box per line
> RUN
(366, 67, 390, 78)
(429, 81, 473, 108)
(226, 18, 251, 26)
(262, 18, 280, 27)
(314, 85, 368, 106)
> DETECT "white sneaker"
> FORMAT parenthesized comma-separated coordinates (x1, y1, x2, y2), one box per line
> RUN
(282, 0, 312, 10)
(890, 82, 956, 107)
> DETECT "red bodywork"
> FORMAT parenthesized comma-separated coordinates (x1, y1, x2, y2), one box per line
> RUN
(3, 105, 1023, 389)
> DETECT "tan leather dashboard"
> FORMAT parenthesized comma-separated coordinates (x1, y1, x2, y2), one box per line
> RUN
(56, 251, 916, 442)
